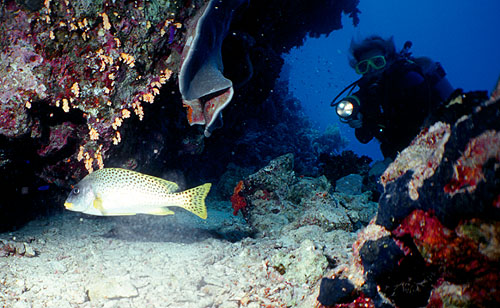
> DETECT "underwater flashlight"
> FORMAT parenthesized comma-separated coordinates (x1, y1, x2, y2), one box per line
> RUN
(336, 95, 360, 120)
(336, 101, 354, 118)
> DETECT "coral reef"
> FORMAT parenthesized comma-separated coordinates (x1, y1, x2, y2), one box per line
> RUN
(0, 43, 46, 137)
(0, 0, 361, 232)
(231, 153, 377, 237)
(319, 150, 372, 187)
(316, 90, 500, 307)
(319, 150, 381, 201)
(232, 80, 348, 177)
(215, 162, 254, 199)
(444, 130, 500, 196)
(0, 0, 182, 177)
(313, 125, 349, 156)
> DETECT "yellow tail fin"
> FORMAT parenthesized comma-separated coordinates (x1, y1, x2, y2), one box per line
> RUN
(172, 183, 211, 219)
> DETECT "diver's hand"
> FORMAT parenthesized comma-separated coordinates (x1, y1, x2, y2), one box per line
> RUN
(347, 113, 363, 128)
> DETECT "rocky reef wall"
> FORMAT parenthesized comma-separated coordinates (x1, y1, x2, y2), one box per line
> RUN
(316, 89, 500, 307)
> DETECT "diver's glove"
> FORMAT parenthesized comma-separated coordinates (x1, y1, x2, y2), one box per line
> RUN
(347, 112, 363, 128)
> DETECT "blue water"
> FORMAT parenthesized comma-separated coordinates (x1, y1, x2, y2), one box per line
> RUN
(284, 0, 500, 161)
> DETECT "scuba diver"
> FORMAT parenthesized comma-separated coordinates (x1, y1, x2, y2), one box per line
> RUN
(331, 35, 454, 159)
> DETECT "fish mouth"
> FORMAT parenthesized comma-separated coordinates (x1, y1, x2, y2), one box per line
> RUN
(64, 202, 73, 209)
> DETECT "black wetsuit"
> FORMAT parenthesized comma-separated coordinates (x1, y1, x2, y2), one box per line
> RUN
(353, 58, 442, 159)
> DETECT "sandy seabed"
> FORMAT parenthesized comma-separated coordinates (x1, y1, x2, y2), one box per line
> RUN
(1, 201, 356, 308)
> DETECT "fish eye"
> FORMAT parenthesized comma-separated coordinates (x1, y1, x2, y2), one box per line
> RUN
(71, 187, 80, 195)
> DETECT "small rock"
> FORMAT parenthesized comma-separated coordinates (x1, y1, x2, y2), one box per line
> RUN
(247, 302, 260, 308)
(14, 278, 26, 291)
(369, 158, 392, 177)
(335, 174, 363, 195)
(271, 239, 328, 285)
(71, 288, 88, 305)
(14, 242, 25, 255)
(219, 301, 239, 308)
(12, 300, 31, 308)
(239, 294, 250, 306)
(24, 244, 36, 257)
(87, 277, 138, 301)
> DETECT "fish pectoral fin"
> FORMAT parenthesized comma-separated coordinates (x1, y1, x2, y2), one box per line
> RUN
(93, 196, 137, 216)
(93, 196, 106, 215)
(146, 208, 175, 216)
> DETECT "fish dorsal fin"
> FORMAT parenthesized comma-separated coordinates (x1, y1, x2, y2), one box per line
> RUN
(149, 176, 180, 193)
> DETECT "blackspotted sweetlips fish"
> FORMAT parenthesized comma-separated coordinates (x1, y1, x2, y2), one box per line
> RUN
(64, 168, 211, 219)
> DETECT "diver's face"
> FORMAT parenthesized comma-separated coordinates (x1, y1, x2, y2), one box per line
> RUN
(355, 49, 387, 75)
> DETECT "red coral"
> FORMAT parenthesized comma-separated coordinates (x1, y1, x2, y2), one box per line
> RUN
(259, 189, 271, 200)
(394, 210, 490, 276)
(494, 194, 500, 209)
(315, 293, 375, 308)
(429, 273, 500, 307)
(338, 293, 375, 308)
(394, 211, 500, 305)
(231, 180, 247, 215)
(444, 130, 500, 196)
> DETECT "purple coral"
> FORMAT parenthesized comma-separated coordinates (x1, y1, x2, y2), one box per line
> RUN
(0, 42, 47, 137)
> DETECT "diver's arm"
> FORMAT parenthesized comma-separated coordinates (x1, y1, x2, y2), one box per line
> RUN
(354, 121, 374, 144)
(347, 112, 363, 128)
(350, 89, 375, 144)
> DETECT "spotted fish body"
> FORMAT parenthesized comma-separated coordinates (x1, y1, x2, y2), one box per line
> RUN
(64, 168, 211, 219)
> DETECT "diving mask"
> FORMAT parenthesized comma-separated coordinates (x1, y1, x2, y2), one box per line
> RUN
(355, 55, 386, 75)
